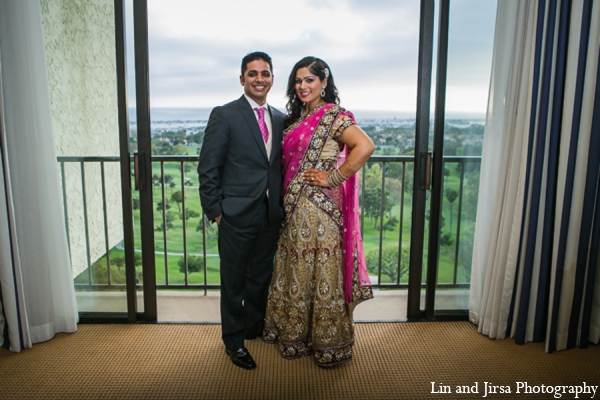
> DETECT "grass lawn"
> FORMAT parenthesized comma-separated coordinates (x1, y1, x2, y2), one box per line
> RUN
(78, 162, 476, 288)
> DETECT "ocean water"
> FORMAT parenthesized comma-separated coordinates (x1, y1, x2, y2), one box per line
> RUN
(148, 107, 213, 122)
(129, 107, 485, 132)
(129, 107, 419, 122)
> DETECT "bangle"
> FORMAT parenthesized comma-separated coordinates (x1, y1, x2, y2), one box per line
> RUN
(326, 172, 336, 188)
(326, 167, 348, 188)
(335, 168, 348, 181)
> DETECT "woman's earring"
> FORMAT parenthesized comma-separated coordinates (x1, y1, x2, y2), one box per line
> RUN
(292, 93, 297, 102)
(321, 87, 326, 98)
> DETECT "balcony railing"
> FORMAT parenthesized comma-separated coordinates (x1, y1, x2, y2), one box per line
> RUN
(59, 154, 481, 292)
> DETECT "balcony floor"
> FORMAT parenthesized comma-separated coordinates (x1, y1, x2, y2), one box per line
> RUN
(157, 290, 409, 322)
(76, 289, 469, 322)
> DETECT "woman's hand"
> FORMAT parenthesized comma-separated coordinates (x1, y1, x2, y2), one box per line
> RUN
(302, 124, 375, 188)
(302, 168, 330, 187)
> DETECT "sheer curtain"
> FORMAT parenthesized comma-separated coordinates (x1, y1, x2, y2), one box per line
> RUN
(471, 0, 600, 352)
(469, 0, 536, 339)
(0, 0, 78, 352)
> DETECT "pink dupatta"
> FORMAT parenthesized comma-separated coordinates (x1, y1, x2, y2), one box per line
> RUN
(281, 104, 371, 303)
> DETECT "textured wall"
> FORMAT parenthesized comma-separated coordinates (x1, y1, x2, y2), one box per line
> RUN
(40, 0, 124, 279)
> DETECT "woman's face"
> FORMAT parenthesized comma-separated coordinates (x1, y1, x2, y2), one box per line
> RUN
(294, 67, 326, 109)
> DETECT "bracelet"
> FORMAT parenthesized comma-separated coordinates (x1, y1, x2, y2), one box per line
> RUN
(326, 172, 336, 188)
(335, 168, 347, 181)
(326, 167, 348, 188)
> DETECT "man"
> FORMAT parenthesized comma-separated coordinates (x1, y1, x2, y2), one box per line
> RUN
(198, 52, 285, 370)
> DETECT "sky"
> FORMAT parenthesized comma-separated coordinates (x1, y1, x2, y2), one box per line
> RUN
(130, 0, 498, 114)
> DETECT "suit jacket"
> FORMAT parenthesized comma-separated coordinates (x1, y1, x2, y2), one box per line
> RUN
(198, 95, 285, 228)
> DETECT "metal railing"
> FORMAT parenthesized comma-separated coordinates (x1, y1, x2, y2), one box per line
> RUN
(151, 155, 207, 290)
(59, 156, 120, 289)
(59, 154, 481, 291)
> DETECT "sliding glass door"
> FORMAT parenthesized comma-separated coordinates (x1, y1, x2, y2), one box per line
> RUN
(431, 0, 496, 316)
(45, 0, 144, 322)
(59, 0, 496, 323)
(410, 0, 497, 319)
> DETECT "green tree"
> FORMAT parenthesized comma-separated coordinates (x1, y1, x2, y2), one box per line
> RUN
(153, 140, 174, 155)
(156, 174, 176, 194)
(444, 167, 451, 180)
(439, 232, 454, 253)
(163, 174, 174, 186)
(155, 211, 177, 231)
(182, 208, 200, 227)
(385, 178, 403, 212)
(187, 130, 205, 145)
(362, 188, 382, 229)
(173, 143, 188, 155)
(361, 186, 394, 230)
(184, 163, 192, 175)
(156, 200, 171, 211)
(461, 169, 481, 221)
(111, 256, 125, 273)
(364, 163, 382, 191)
(88, 262, 107, 284)
(386, 162, 404, 181)
(171, 190, 183, 213)
(445, 188, 458, 229)
(380, 216, 399, 239)
(404, 164, 414, 195)
(179, 255, 204, 273)
(162, 129, 187, 145)
(458, 225, 475, 282)
(366, 246, 410, 284)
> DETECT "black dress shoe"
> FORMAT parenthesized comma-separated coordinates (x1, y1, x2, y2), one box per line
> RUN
(225, 347, 257, 370)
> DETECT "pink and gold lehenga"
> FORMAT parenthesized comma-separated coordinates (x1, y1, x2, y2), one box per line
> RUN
(262, 103, 373, 367)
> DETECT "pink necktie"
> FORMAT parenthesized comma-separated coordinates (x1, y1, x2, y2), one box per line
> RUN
(254, 107, 269, 143)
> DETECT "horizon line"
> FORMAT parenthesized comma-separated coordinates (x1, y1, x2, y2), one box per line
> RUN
(129, 106, 487, 116)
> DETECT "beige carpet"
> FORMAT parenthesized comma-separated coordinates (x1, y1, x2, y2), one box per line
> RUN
(0, 322, 598, 399)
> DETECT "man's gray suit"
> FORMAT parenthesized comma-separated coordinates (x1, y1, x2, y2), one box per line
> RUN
(198, 95, 285, 350)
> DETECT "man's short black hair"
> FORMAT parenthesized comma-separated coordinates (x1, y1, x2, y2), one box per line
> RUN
(241, 51, 273, 75)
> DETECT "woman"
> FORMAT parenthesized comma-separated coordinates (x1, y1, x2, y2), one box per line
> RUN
(262, 56, 375, 367)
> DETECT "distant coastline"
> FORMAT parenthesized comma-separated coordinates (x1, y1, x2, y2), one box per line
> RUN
(129, 106, 486, 157)
(129, 107, 486, 133)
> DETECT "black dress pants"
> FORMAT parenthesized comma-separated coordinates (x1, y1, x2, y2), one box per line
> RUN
(217, 201, 279, 350)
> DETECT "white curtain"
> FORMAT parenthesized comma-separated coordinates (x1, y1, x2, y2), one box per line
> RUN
(0, 0, 78, 352)
(469, 0, 536, 339)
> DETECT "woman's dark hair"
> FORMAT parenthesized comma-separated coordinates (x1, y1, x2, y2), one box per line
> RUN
(285, 56, 340, 126)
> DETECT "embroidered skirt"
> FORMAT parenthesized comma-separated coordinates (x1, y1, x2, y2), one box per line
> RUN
(263, 190, 373, 367)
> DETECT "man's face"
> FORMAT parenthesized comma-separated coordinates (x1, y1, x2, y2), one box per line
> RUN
(240, 59, 273, 105)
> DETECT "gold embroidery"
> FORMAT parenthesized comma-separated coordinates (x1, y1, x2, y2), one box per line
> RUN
(264, 105, 372, 367)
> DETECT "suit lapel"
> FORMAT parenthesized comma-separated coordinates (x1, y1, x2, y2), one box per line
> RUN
(237, 96, 268, 160)
(267, 105, 284, 164)
(268, 105, 283, 143)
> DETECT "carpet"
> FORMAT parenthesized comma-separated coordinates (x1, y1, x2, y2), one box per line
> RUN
(0, 322, 598, 399)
